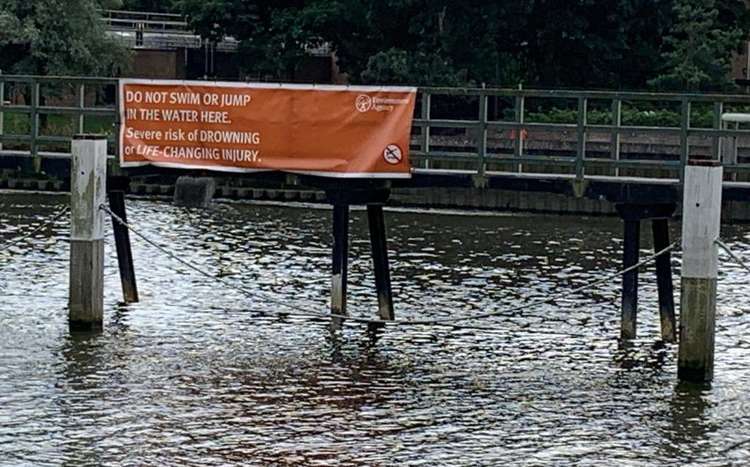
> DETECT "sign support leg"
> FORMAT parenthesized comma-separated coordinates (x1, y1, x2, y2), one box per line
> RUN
(367, 204, 394, 322)
(621, 218, 640, 340)
(331, 203, 350, 329)
(652, 218, 676, 343)
(108, 176, 139, 303)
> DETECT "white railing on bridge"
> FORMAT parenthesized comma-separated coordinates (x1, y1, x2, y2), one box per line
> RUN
(101, 10, 239, 52)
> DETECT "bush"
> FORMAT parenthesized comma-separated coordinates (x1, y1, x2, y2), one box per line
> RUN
(525, 107, 717, 127)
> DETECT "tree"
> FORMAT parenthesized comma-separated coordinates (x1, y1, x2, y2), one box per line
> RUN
(120, 0, 176, 12)
(321, 0, 520, 86)
(0, 0, 129, 76)
(174, 0, 316, 79)
(173, 0, 750, 90)
(650, 0, 745, 91)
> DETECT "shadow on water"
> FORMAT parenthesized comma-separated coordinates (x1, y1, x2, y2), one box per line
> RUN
(657, 382, 717, 463)
(57, 330, 107, 467)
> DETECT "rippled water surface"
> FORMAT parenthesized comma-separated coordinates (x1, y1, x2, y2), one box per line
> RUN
(2, 192, 750, 466)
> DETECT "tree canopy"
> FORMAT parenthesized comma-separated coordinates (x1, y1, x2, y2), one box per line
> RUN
(170, 0, 749, 91)
(1, 0, 747, 90)
(0, 0, 128, 75)
(650, 0, 745, 91)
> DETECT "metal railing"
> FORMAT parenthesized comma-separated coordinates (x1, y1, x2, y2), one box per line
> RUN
(100, 10, 190, 34)
(101, 10, 240, 52)
(3, 74, 750, 182)
(412, 87, 750, 182)
(0, 75, 119, 163)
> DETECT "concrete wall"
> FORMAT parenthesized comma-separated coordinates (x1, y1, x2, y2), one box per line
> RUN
(124, 48, 186, 79)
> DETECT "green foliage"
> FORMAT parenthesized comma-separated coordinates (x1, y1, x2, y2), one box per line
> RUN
(525, 107, 716, 127)
(360, 49, 466, 86)
(0, 0, 129, 75)
(650, 0, 746, 91)
(172, 0, 750, 89)
(174, 0, 331, 79)
(120, 0, 174, 12)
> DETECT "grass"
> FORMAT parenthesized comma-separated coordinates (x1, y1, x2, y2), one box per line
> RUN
(1, 113, 116, 151)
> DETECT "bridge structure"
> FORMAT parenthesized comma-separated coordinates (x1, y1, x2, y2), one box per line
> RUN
(1, 75, 748, 382)
(2, 75, 750, 204)
(100, 9, 239, 52)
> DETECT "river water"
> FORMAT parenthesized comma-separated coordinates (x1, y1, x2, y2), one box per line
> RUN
(1, 192, 750, 466)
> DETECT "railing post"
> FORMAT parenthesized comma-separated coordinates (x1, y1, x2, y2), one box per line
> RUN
(679, 98, 691, 182)
(78, 83, 86, 134)
(0, 76, 4, 154)
(611, 99, 622, 177)
(477, 93, 488, 177)
(421, 91, 431, 169)
(514, 95, 525, 172)
(69, 135, 108, 331)
(712, 102, 723, 162)
(30, 80, 40, 173)
(575, 97, 587, 181)
(679, 159, 722, 382)
(114, 78, 121, 163)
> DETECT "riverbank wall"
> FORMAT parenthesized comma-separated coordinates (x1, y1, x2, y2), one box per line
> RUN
(3, 167, 750, 223)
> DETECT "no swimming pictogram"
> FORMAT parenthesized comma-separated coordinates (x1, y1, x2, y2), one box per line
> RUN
(383, 144, 403, 165)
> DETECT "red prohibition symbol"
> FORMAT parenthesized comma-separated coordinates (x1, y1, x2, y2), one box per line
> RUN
(383, 144, 403, 165)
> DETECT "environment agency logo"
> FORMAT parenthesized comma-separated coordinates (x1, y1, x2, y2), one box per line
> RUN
(356, 94, 411, 113)
(356, 94, 373, 112)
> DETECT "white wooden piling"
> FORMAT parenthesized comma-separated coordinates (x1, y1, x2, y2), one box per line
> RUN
(69, 135, 107, 331)
(678, 159, 722, 382)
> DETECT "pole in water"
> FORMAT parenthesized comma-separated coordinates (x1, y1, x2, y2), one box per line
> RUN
(367, 204, 394, 321)
(621, 217, 640, 340)
(679, 159, 722, 382)
(69, 135, 107, 331)
(108, 176, 138, 303)
(331, 203, 350, 329)
(652, 218, 676, 342)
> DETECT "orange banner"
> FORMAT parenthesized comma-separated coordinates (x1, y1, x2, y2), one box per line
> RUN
(118, 79, 416, 178)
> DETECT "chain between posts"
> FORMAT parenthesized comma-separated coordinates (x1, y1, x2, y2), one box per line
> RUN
(100, 203, 678, 329)
(716, 238, 750, 274)
(0, 205, 69, 251)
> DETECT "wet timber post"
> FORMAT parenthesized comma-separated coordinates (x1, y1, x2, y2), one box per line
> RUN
(326, 185, 395, 329)
(621, 214, 640, 340)
(367, 204, 395, 321)
(331, 203, 350, 329)
(616, 204, 677, 342)
(678, 159, 722, 382)
(69, 135, 107, 331)
(107, 176, 139, 303)
(652, 218, 676, 342)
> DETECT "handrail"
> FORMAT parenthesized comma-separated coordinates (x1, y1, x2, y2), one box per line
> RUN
(100, 9, 186, 22)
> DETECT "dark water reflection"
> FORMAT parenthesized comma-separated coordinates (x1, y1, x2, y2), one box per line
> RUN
(1, 192, 750, 466)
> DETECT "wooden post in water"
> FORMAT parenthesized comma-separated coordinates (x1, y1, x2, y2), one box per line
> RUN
(69, 135, 107, 331)
(367, 204, 394, 321)
(652, 218, 677, 342)
(107, 176, 138, 303)
(331, 203, 350, 328)
(679, 159, 722, 382)
(621, 217, 640, 340)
